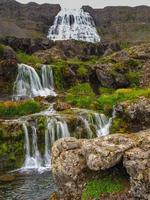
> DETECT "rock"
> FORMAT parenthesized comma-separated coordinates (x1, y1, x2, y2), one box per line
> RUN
(53, 102, 71, 111)
(0, 0, 60, 39)
(0, 45, 17, 98)
(49, 192, 58, 200)
(115, 97, 150, 132)
(123, 131, 150, 200)
(52, 132, 149, 200)
(95, 63, 129, 88)
(0, 174, 15, 182)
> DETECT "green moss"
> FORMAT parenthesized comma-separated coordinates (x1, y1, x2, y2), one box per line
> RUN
(82, 176, 124, 200)
(16, 51, 42, 65)
(111, 117, 128, 134)
(124, 59, 141, 68)
(0, 44, 4, 57)
(126, 71, 140, 87)
(0, 124, 24, 171)
(0, 100, 43, 118)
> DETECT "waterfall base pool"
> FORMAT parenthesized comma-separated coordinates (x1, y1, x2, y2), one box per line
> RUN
(0, 170, 57, 200)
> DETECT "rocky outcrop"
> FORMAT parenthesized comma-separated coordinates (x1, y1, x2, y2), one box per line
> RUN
(83, 6, 150, 43)
(0, 1, 150, 43)
(124, 132, 150, 200)
(52, 131, 150, 200)
(0, 0, 60, 38)
(0, 45, 17, 98)
(115, 97, 150, 132)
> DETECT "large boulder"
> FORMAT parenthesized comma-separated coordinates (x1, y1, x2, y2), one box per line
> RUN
(115, 97, 150, 132)
(52, 132, 149, 200)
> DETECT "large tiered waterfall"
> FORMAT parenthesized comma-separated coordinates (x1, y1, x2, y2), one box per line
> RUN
(19, 107, 115, 172)
(13, 64, 56, 100)
(47, 8, 100, 43)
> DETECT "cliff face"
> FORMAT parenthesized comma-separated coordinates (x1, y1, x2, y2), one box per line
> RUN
(0, 0, 60, 38)
(83, 6, 150, 43)
(0, 0, 150, 42)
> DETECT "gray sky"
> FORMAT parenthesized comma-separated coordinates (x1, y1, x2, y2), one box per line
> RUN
(16, 0, 150, 8)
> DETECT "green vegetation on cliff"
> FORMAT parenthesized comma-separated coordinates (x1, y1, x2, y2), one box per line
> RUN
(0, 100, 42, 118)
(66, 83, 96, 108)
(97, 88, 150, 113)
(16, 51, 42, 65)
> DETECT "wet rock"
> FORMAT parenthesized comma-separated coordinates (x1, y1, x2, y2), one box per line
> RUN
(53, 102, 71, 111)
(0, 174, 15, 182)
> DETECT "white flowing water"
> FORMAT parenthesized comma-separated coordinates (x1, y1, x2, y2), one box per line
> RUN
(13, 64, 56, 100)
(47, 8, 100, 43)
(22, 116, 70, 172)
(79, 108, 116, 137)
(23, 123, 42, 170)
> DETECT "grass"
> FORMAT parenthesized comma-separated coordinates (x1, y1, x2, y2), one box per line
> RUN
(97, 88, 150, 112)
(66, 83, 96, 108)
(0, 100, 42, 118)
(16, 51, 42, 65)
(82, 176, 125, 200)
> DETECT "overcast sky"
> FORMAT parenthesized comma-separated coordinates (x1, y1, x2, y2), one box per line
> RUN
(17, 0, 150, 8)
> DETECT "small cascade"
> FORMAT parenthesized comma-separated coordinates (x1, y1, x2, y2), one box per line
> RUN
(47, 8, 101, 43)
(79, 109, 115, 137)
(22, 116, 70, 172)
(13, 64, 56, 100)
(23, 123, 42, 170)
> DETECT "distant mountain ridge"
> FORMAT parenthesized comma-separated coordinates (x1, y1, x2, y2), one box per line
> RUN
(0, 0, 150, 43)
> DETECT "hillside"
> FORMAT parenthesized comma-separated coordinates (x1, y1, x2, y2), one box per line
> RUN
(0, 0, 150, 43)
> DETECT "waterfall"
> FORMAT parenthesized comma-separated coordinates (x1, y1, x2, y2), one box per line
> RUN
(23, 123, 42, 170)
(47, 8, 101, 43)
(22, 116, 70, 172)
(13, 64, 56, 100)
(79, 109, 115, 137)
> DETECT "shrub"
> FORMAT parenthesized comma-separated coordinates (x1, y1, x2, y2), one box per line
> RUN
(16, 51, 42, 65)
(0, 100, 42, 118)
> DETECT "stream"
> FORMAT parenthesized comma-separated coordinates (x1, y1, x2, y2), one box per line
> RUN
(0, 170, 56, 200)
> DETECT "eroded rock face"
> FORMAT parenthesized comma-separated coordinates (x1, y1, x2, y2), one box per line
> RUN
(52, 132, 150, 200)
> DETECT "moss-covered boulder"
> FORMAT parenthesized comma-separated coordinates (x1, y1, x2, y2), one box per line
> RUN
(0, 120, 24, 171)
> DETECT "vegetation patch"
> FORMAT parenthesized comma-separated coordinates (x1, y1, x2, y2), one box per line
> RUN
(0, 44, 4, 57)
(97, 88, 150, 113)
(82, 176, 125, 200)
(16, 51, 42, 65)
(66, 83, 96, 108)
(0, 100, 43, 118)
